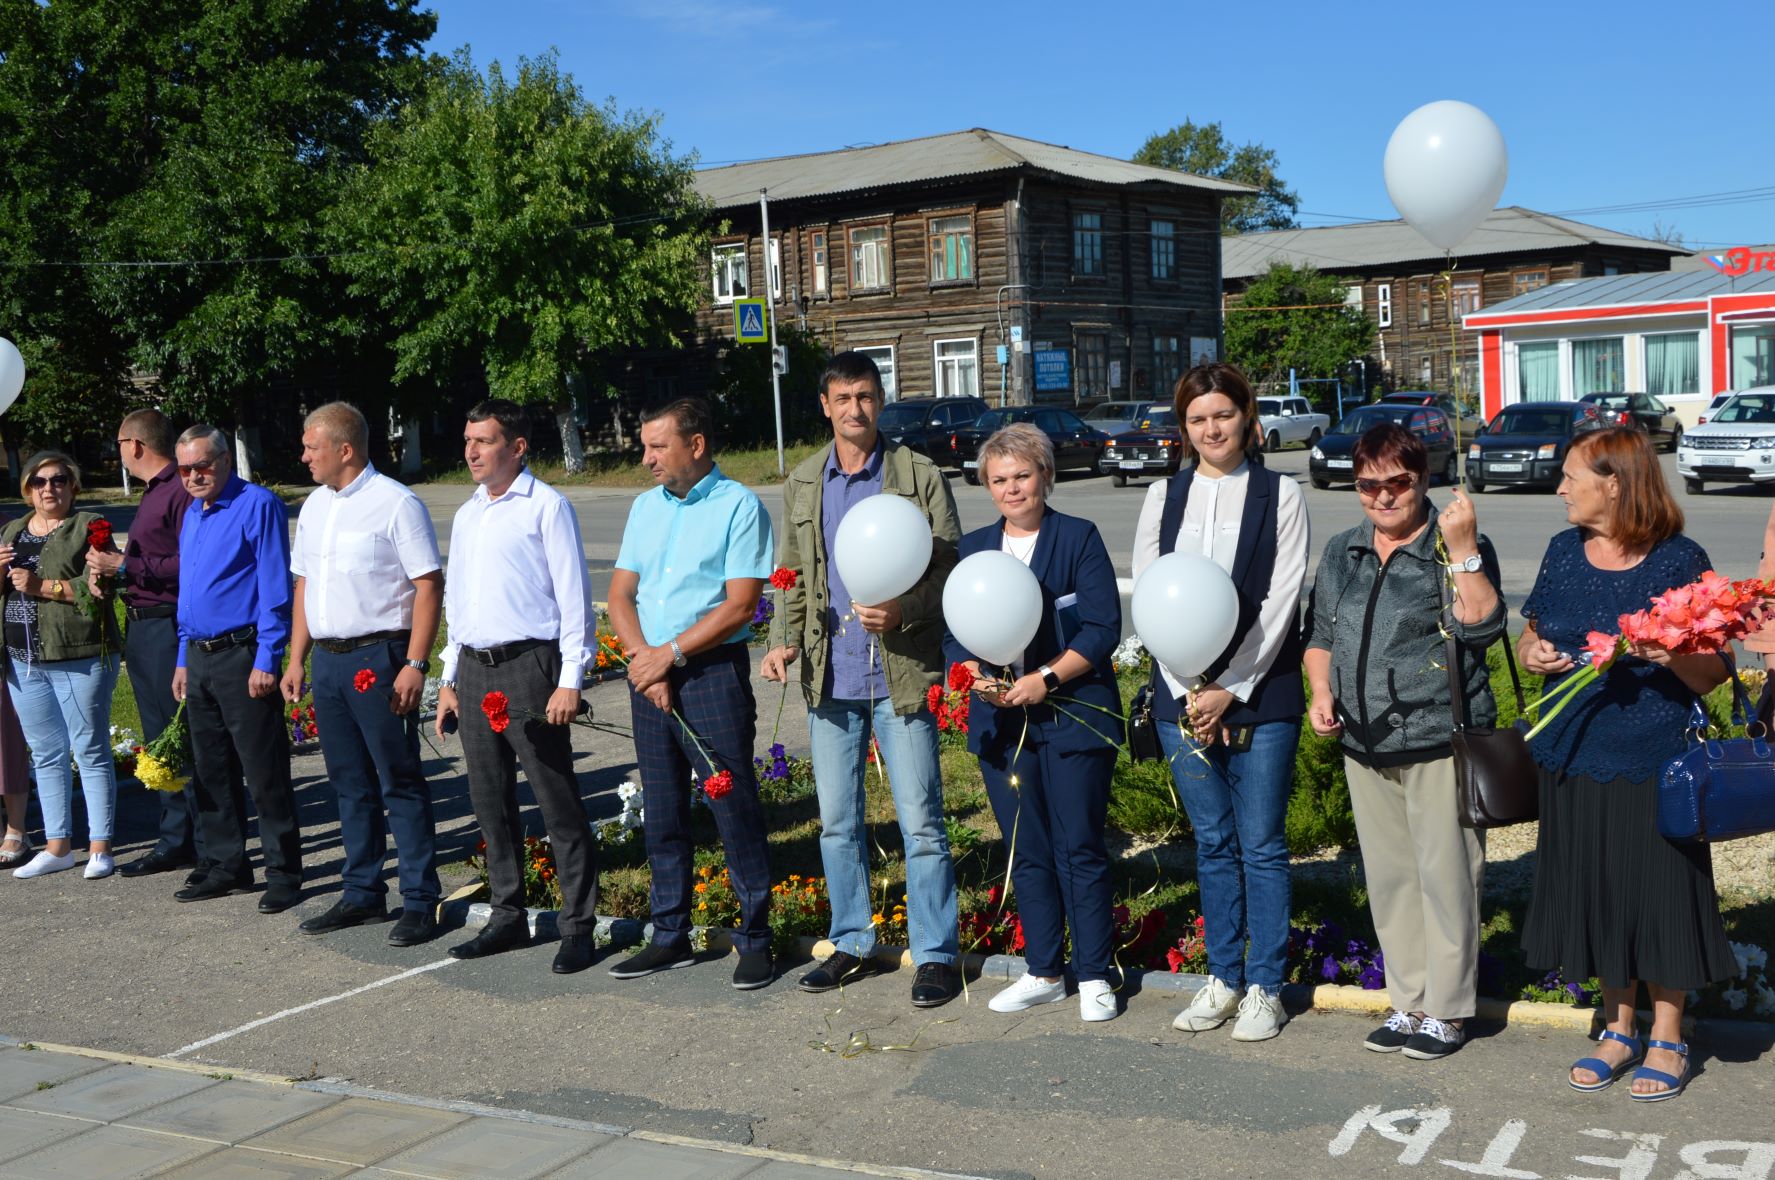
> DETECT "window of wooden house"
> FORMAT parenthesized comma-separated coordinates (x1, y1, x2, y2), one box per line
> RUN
(1344, 284, 1364, 309)
(1420, 355, 1434, 386)
(1377, 284, 1392, 328)
(1513, 269, 1549, 297)
(1076, 332, 1109, 399)
(849, 225, 892, 293)
(711, 242, 748, 304)
(856, 344, 897, 400)
(928, 215, 973, 283)
(1417, 281, 1432, 325)
(810, 231, 828, 295)
(1151, 333, 1182, 396)
(933, 339, 979, 398)
(1452, 277, 1482, 318)
(1073, 211, 1104, 277)
(1150, 219, 1176, 280)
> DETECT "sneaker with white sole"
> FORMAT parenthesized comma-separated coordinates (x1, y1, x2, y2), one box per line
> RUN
(1365, 1010, 1421, 1053)
(1402, 1017, 1465, 1060)
(83, 853, 115, 880)
(1079, 979, 1117, 1022)
(1230, 985, 1287, 1041)
(13, 850, 75, 880)
(988, 972, 1067, 1013)
(1173, 976, 1241, 1032)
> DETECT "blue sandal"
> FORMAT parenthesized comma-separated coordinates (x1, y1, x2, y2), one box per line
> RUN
(1628, 1039, 1691, 1102)
(1569, 1028, 1644, 1092)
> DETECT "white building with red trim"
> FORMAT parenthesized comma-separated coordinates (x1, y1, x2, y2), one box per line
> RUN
(1464, 268, 1775, 423)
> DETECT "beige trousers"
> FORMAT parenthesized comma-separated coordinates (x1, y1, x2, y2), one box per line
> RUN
(1345, 755, 1486, 1019)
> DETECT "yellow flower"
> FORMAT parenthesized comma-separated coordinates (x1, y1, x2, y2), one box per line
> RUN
(871, 912, 884, 925)
(137, 754, 189, 794)
(694, 882, 707, 894)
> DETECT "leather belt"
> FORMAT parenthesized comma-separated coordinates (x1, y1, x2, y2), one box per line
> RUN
(125, 603, 177, 621)
(192, 626, 257, 654)
(314, 630, 409, 655)
(464, 638, 548, 667)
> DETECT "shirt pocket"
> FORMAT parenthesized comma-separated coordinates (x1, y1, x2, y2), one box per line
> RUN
(333, 530, 381, 574)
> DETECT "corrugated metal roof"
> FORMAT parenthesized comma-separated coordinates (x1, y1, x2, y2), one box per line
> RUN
(1222, 206, 1686, 280)
(692, 128, 1254, 209)
(1467, 267, 1775, 318)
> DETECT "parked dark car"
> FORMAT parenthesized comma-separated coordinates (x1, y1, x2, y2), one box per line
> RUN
(1380, 390, 1486, 438)
(952, 406, 1107, 483)
(877, 396, 989, 465)
(1466, 400, 1607, 492)
(1578, 392, 1683, 451)
(1101, 408, 1182, 486)
(1080, 400, 1158, 437)
(1310, 403, 1457, 489)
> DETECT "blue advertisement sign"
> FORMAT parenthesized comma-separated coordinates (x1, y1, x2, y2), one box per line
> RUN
(1033, 349, 1071, 392)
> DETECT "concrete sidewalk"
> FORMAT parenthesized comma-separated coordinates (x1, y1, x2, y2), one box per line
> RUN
(0, 1042, 982, 1180)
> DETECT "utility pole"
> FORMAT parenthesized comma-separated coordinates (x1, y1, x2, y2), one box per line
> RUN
(759, 189, 786, 477)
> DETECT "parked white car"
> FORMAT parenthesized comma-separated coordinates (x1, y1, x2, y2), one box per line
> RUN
(1675, 387, 1775, 493)
(1255, 396, 1330, 452)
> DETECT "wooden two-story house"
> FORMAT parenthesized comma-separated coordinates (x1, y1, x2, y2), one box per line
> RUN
(680, 128, 1249, 407)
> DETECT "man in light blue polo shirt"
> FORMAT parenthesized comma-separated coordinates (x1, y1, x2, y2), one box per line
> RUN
(606, 398, 777, 990)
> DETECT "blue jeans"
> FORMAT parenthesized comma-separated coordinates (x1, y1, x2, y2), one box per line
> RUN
(1158, 717, 1298, 993)
(10, 655, 121, 844)
(809, 698, 958, 964)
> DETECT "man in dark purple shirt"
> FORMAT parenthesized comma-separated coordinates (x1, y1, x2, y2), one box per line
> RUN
(85, 409, 205, 877)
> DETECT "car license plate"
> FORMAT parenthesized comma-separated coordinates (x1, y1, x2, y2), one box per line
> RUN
(1489, 462, 1523, 473)
(962, 460, 976, 469)
(1119, 460, 1145, 470)
(1327, 459, 1352, 469)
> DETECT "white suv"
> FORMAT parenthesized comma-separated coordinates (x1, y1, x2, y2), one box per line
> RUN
(1676, 387, 1775, 493)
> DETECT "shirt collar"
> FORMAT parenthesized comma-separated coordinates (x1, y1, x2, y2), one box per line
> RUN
(1347, 501, 1440, 560)
(825, 439, 884, 483)
(475, 466, 535, 505)
(663, 464, 724, 506)
(336, 464, 378, 498)
(201, 472, 249, 512)
(149, 462, 179, 487)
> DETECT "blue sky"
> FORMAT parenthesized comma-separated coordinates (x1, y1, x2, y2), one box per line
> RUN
(425, 0, 1771, 250)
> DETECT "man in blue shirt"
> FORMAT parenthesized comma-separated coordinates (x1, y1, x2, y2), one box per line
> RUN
(606, 398, 776, 990)
(170, 425, 302, 912)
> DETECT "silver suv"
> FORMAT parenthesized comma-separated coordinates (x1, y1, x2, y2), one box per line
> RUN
(1675, 387, 1775, 493)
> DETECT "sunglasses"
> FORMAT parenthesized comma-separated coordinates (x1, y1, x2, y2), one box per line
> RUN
(1355, 472, 1417, 498)
(177, 460, 218, 478)
(27, 473, 70, 490)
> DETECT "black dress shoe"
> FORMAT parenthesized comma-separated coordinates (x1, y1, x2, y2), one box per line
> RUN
(797, 951, 875, 993)
(387, 910, 438, 947)
(910, 962, 962, 1008)
(259, 883, 302, 914)
(551, 934, 597, 974)
(120, 850, 196, 878)
(732, 949, 774, 991)
(298, 899, 388, 935)
(183, 860, 218, 887)
(606, 942, 695, 978)
(174, 874, 253, 903)
(448, 922, 531, 960)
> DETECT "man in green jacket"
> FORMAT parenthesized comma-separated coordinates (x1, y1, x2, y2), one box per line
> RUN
(761, 351, 962, 1007)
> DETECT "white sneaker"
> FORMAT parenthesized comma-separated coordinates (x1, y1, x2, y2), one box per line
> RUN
(988, 972, 1067, 1013)
(13, 850, 75, 879)
(83, 853, 115, 880)
(1230, 985, 1288, 1042)
(1173, 976, 1240, 1032)
(1079, 979, 1118, 1022)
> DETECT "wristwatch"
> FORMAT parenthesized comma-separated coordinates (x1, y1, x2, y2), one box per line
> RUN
(49, 579, 64, 599)
(404, 658, 430, 674)
(1445, 553, 1483, 573)
(1038, 664, 1061, 692)
(669, 639, 688, 668)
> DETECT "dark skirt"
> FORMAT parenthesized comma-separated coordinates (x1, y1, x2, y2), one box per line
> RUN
(1522, 765, 1736, 990)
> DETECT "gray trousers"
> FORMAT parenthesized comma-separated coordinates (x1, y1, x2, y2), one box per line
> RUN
(1345, 755, 1485, 1019)
(457, 646, 597, 935)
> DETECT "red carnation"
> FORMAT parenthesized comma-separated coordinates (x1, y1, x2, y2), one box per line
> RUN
(481, 691, 511, 734)
(925, 683, 942, 711)
(947, 662, 975, 692)
(86, 519, 114, 549)
(703, 769, 734, 800)
(353, 669, 377, 693)
(769, 567, 798, 591)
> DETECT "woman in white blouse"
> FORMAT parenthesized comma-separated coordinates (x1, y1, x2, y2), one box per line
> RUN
(1132, 363, 1310, 1043)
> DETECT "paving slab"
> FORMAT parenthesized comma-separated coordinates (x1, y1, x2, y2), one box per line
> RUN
(6, 1122, 219, 1178)
(0, 1105, 95, 1156)
(0, 1046, 107, 1101)
(367, 1114, 606, 1179)
(117, 1079, 341, 1144)
(240, 1097, 470, 1167)
(7, 1062, 218, 1121)
(545, 1137, 768, 1180)
(153, 1146, 358, 1179)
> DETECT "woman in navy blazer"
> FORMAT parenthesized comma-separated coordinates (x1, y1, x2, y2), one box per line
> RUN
(942, 424, 1125, 1022)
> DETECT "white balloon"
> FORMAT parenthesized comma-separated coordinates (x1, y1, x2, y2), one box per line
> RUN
(941, 550, 1044, 669)
(0, 338, 24, 417)
(1130, 553, 1239, 681)
(832, 493, 933, 607)
(1383, 100, 1509, 253)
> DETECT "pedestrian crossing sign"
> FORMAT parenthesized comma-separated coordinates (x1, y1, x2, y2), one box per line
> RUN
(734, 298, 769, 344)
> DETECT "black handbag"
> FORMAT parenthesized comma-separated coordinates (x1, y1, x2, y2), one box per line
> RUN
(1127, 674, 1162, 763)
(1657, 665, 1775, 844)
(1442, 576, 1540, 829)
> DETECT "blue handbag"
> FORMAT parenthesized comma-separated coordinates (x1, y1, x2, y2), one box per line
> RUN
(1657, 668, 1775, 844)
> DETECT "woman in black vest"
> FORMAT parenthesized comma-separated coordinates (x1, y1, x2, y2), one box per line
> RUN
(1133, 362, 1309, 1042)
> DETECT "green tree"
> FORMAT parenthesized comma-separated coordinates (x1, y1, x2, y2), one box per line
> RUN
(327, 51, 709, 471)
(1133, 119, 1300, 235)
(1224, 262, 1374, 394)
(707, 322, 830, 448)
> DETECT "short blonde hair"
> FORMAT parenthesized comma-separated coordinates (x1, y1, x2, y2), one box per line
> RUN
(304, 401, 369, 454)
(19, 450, 81, 500)
(976, 423, 1055, 496)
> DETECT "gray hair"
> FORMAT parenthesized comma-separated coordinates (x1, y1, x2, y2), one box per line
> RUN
(304, 401, 369, 454)
(977, 422, 1055, 496)
(176, 424, 231, 463)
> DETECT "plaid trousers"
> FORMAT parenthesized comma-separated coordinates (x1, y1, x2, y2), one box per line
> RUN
(629, 643, 772, 953)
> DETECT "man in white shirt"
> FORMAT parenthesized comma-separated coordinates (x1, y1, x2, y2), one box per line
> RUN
(434, 399, 600, 975)
(281, 402, 444, 947)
